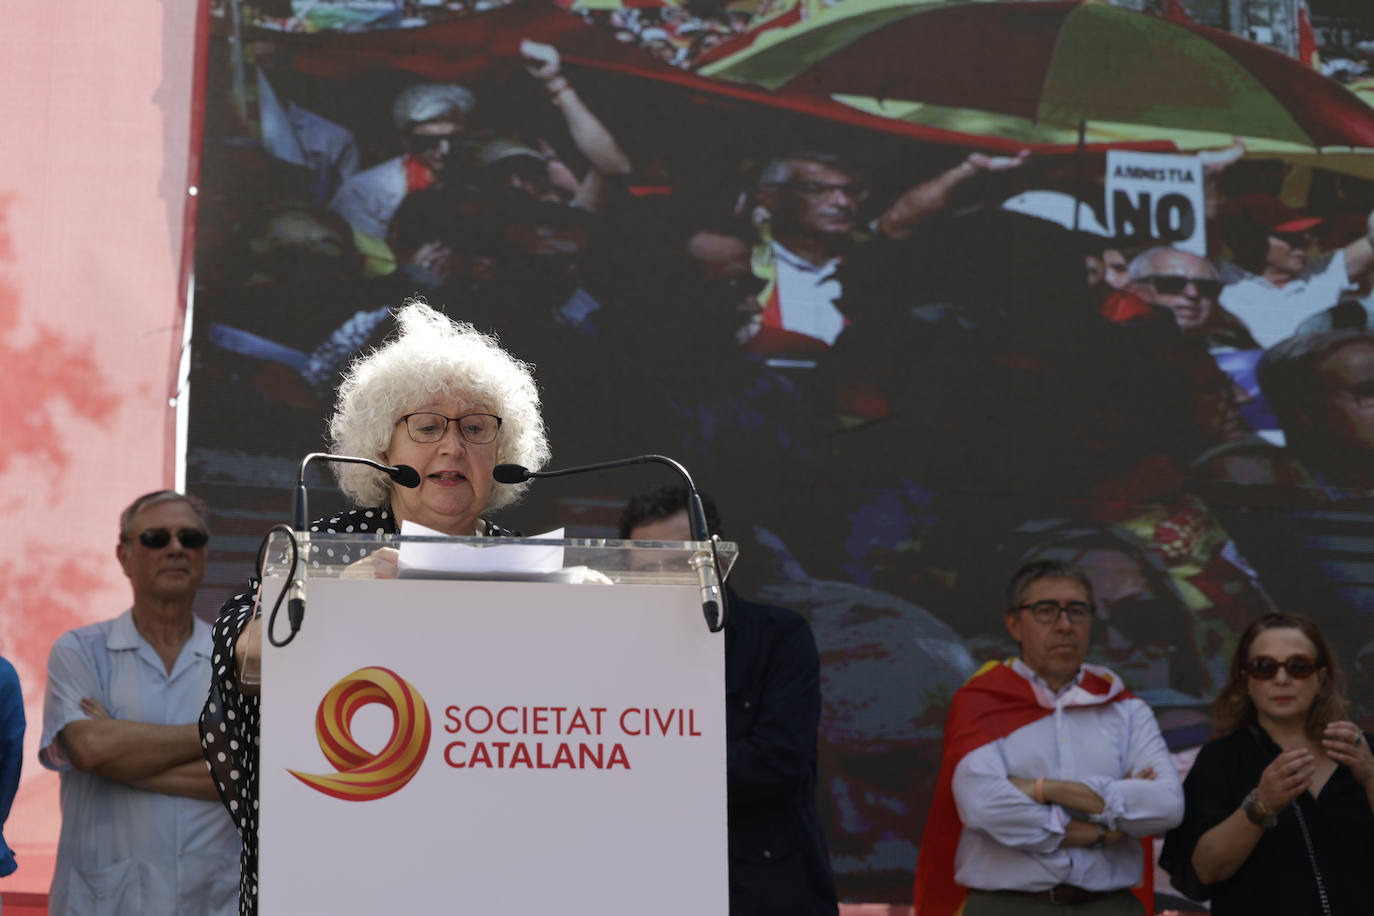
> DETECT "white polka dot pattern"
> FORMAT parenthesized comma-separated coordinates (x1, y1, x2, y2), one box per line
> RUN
(198, 507, 394, 916)
(197, 508, 514, 916)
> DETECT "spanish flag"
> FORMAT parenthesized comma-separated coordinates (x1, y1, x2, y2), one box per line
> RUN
(1298, 3, 1321, 71)
(911, 660, 1151, 915)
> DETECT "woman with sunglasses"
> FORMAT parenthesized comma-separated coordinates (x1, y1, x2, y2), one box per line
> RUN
(1161, 612, 1374, 915)
(199, 300, 550, 915)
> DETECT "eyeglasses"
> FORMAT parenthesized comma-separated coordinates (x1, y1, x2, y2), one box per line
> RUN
(788, 180, 870, 202)
(1143, 275, 1223, 299)
(1017, 600, 1094, 625)
(1245, 654, 1319, 680)
(124, 528, 209, 550)
(397, 412, 502, 445)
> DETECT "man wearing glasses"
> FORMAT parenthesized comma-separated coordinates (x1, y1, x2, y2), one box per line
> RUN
(728, 149, 1027, 359)
(39, 491, 238, 916)
(913, 560, 1183, 916)
(1127, 246, 1259, 350)
(1217, 194, 1374, 348)
(329, 82, 476, 242)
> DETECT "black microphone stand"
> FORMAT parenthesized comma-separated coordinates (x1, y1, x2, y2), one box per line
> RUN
(266, 453, 420, 646)
(495, 456, 728, 632)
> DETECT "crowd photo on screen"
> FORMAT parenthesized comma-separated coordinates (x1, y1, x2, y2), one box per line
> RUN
(149, 0, 1374, 911)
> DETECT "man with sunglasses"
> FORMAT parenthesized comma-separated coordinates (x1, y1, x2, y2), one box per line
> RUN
(329, 82, 476, 242)
(39, 491, 238, 916)
(914, 560, 1183, 916)
(1217, 194, 1374, 348)
(1127, 247, 1259, 350)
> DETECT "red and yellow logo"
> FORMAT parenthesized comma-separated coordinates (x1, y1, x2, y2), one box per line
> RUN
(289, 666, 431, 801)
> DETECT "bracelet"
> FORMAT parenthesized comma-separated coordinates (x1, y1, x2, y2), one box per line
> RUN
(543, 76, 571, 96)
(1242, 788, 1278, 829)
(1034, 776, 1046, 805)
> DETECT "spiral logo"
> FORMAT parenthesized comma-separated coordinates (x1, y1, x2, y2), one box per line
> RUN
(288, 666, 432, 802)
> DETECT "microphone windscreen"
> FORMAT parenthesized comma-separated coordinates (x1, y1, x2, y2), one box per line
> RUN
(389, 464, 422, 488)
(493, 464, 531, 485)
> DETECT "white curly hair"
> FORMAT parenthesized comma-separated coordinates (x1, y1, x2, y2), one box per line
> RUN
(329, 300, 550, 512)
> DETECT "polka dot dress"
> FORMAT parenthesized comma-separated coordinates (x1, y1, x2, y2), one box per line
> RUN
(198, 508, 514, 915)
(198, 508, 394, 916)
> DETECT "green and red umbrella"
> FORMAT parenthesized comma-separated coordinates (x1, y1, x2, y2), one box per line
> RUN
(254, 0, 1171, 156)
(698, 0, 1374, 149)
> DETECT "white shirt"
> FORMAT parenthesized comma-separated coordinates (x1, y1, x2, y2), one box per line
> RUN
(328, 155, 409, 241)
(950, 659, 1183, 893)
(1219, 250, 1356, 348)
(771, 242, 846, 346)
(40, 611, 239, 916)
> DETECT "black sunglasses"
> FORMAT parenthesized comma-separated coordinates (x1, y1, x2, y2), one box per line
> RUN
(128, 527, 209, 550)
(1144, 275, 1223, 298)
(1244, 654, 1318, 680)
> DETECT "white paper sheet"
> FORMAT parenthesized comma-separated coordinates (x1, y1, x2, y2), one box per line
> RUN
(396, 521, 570, 579)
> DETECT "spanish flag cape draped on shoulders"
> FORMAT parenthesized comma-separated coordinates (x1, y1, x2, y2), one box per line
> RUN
(911, 659, 1151, 915)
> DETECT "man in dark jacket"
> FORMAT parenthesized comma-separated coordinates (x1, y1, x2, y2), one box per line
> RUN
(621, 485, 839, 915)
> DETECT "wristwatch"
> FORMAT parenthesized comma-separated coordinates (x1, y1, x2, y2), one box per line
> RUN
(1089, 822, 1108, 849)
(1242, 788, 1278, 829)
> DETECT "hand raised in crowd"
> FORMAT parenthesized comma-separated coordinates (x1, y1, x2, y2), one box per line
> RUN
(880, 148, 1030, 238)
(1199, 139, 1245, 217)
(1322, 722, 1374, 786)
(340, 546, 400, 580)
(1197, 139, 1246, 177)
(1256, 746, 1316, 812)
(965, 149, 1030, 174)
(520, 39, 561, 83)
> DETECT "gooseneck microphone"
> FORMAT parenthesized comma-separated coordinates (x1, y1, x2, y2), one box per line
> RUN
(293, 452, 420, 531)
(274, 453, 421, 644)
(495, 456, 727, 632)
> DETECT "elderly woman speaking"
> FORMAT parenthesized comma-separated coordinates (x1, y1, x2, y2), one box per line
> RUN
(200, 300, 549, 916)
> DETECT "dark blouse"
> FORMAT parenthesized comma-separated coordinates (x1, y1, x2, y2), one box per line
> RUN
(1160, 726, 1374, 916)
(198, 508, 515, 916)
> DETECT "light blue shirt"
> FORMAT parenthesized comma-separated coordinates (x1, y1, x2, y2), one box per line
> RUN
(951, 659, 1184, 893)
(40, 611, 239, 916)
